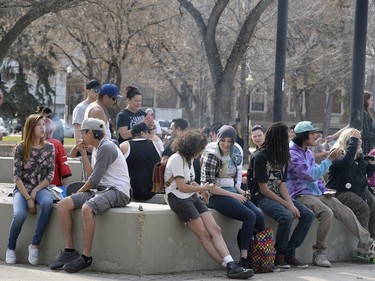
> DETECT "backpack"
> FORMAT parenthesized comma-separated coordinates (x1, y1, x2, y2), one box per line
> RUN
(152, 161, 174, 193)
(251, 228, 276, 273)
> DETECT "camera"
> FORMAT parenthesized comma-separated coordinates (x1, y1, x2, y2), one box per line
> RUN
(364, 155, 375, 161)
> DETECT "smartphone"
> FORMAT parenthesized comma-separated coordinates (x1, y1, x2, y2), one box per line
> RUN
(364, 155, 375, 161)
(323, 189, 336, 195)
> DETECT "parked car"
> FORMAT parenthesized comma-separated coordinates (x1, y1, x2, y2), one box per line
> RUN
(159, 120, 172, 134)
(63, 123, 74, 138)
(0, 125, 9, 136)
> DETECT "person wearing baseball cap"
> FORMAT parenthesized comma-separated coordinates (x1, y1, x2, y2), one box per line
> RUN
(50, 117, 131, 273)
(287, 121, 375, 267)
(72, 79, 101, 141)
(84, 83, 119, 140)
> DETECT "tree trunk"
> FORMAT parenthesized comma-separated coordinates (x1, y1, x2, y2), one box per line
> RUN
(0, 0, 79, 65)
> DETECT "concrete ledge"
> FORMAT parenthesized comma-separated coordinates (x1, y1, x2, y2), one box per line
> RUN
(0, 157, 83, 184)
(0, 195, 359, 275)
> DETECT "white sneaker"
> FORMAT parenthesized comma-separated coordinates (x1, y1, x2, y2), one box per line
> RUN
(28, 244, 39, 265)
(312, 250, 331, 267)
(6, 248, 16, 264)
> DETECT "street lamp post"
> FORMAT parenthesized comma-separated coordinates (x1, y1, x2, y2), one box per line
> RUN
(66, 65, 73, 124)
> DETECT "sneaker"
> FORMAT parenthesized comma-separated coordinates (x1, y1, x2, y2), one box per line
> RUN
(28, 245, 39, 265)
(286, 255, 308, 269)
(239, 257, 252, 269)
(313, 250, 331, 267)
(367, 241, 375, 256)
(5, 249, 16, 264)
(226, 261, 254, 279)
(63, 256, 92, 273)
(275, 254, 290, 269)
(271, 264, 281, 272)
(50, 250, 80, 270)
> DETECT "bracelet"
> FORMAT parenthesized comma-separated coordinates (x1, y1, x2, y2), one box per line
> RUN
(26, 197, 32, 201)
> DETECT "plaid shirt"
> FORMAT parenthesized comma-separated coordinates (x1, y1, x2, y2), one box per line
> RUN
(201, 152, 237, 185)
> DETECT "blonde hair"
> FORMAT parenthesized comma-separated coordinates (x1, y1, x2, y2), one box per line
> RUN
(20, 114, 46, 160)
(331, 127, 357, 153)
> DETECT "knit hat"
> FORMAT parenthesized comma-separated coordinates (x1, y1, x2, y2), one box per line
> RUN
(217, 125, 237, 143)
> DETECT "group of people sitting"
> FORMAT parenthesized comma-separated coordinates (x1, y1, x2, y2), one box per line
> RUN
(5, 86, 375, 279)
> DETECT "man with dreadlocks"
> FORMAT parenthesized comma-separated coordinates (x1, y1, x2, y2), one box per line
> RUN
(287, 121, 375, 267)
(249, 122, 315, 269)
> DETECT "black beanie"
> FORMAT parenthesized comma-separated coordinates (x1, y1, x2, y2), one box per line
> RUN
(217, 125, 237, 143)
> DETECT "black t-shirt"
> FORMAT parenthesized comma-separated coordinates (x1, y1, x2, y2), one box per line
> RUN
(116, 109, 146, 144)
(248, 148, 287, 198)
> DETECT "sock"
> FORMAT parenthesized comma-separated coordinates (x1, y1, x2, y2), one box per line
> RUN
(82, 254, 92, 263)
(222, 255, 234, 267)
(65, 248, 75, 252)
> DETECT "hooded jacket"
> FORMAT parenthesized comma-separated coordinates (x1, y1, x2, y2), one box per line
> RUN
(326, 137, 375, 193)
(286, 141, 332, 198)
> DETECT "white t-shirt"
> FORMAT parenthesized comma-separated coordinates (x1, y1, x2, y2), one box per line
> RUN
(72, 100, 90, 126)
(165, 153, 196, 199)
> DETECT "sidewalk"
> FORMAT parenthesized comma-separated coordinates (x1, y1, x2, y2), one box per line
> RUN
(1, 261, 375, 281)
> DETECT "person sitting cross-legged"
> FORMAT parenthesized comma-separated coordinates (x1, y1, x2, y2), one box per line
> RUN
(49, 118, 131, 273)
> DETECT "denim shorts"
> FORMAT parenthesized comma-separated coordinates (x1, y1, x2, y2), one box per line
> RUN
(168, 193, 208, 223)
(70, 187, 130, 215)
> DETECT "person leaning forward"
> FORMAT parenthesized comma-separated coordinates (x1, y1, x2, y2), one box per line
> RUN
(49, 118, 131, 273)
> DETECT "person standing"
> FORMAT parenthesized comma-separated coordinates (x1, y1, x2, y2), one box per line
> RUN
(250, 122, 315, 269)
(201, 125, 265, 270)
(50, 118, 131, 273)
(362, 91, 375, 155)
(72, 79, 101, 141)
(84, 83, 119, 140)
(6, 114, 55, 265)
(165, 129, 253, 279)
(116, 86, 153, 143)
(287, 121, 375, 267)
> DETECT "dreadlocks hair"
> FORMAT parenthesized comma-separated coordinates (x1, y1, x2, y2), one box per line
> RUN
(261, 121, 290, 169)
(292, 131, 310, 148)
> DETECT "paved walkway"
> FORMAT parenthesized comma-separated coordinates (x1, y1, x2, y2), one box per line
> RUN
(1, 261, 375, 281)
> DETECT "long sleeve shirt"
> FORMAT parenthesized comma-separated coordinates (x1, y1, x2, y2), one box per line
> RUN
(286, 141, 332, 198)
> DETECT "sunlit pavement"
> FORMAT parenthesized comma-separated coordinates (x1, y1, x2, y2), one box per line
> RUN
(1, 261, 375, 281)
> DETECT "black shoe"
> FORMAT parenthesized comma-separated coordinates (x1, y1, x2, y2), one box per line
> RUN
(227, 261, 254, 279)
(63, 256, 92, 273)
(239, 257, 252, 269)
(49, 250, 80, 270)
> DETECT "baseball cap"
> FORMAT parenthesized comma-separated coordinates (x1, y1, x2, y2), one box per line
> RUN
(81, 118, 105, 132)
(86, 79, 101, 90)
(99, 84, 118, 97)
(294, 121, 319, 134)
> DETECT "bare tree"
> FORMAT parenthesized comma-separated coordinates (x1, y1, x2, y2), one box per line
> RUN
(0, 0, 83, 65)
(176, 0, 274, 123)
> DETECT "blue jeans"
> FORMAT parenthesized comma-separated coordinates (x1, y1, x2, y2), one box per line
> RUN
(258, 196, 314, 256)
(208, 195, 265, 250)
(7, 188, 54, 250)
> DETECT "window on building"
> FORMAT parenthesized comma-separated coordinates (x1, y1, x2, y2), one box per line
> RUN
(331, 89, 343, 115)
(250, 91, 265, 112)
(288, 93, 305, 114)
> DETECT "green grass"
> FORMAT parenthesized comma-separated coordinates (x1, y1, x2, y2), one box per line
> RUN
(1, 135, 75, 145)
